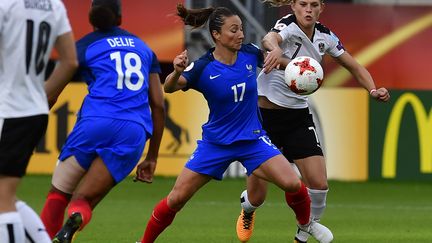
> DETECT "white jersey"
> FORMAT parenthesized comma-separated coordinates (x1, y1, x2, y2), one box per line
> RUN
(0, 0, 72, 118)
(258, 14, 345, 109)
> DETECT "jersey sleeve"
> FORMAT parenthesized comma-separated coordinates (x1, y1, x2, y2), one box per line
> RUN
(326, 31, 345, 57)
(55, 1, 72, 36)
(271, 14, 295, 33)
(74, 39, 91, 82)
(243, 43, 264, 68)
(181, 61, 200, 90)
(150, 52, 161, 74)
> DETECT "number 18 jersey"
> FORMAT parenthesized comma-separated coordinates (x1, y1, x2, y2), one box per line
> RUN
(76, 27, 161, 136)
(0, 0, 71, 118)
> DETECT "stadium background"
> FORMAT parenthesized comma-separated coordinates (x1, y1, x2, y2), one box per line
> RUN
(27, 0, 432, 181)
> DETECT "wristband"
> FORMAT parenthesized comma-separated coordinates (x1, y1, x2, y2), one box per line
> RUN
(369, 89, 377, 95)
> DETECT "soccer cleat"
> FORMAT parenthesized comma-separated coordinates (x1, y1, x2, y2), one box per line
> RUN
(236, 209, 255, 242)
(294, 237, 307, 243)
(294, 226, 310, 243)
(298, 221, 333, 243)
(52, 212, 82, 243)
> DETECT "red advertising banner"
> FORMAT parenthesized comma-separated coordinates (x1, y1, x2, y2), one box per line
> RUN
(279, 4, 432, 90)
(63, 0, 184, 62)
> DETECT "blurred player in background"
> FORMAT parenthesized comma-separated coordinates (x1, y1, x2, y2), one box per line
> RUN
(236, 0, 390, 242)
(0, 0, 77, 242)
(39, 0, 165, 242)
(136, 3, 333, 243)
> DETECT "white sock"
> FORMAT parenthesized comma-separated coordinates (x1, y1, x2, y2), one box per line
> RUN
(0, 211, 25, 243)
(16, 200, 51, 243)
(308, 188, 328, 221)
(240, 190, 262, 213)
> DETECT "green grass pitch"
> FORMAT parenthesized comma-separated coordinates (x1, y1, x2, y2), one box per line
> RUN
(18, 175, 432, 242)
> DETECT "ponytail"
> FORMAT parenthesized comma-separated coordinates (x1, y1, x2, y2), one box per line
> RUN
(176, 3, 237, 41)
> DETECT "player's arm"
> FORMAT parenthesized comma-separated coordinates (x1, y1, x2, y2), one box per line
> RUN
(261, 32, 284, 74)
(164, 50, 188, 93)
(147, 73, 165, 162)
(44, 31, 78, 108)
(135, 73, 165, 183)
(334, 51, 390, 102)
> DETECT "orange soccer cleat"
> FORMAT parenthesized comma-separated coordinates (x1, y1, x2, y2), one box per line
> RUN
(236, 209, 255, 242)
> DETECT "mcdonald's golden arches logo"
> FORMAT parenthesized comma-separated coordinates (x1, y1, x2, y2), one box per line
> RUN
(382, 93, 432, 178)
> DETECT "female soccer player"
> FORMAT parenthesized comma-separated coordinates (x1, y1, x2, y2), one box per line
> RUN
(39, 0, 165, 242)
(135, 3, 333, 243)
(236, 0, 390, 242)
(0, 0, 77, 242)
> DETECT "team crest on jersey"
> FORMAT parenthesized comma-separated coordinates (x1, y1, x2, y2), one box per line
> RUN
(318, 43, 325, 54)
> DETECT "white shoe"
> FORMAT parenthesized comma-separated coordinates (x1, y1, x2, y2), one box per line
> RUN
(294, 226, 310, 242)
(298, 221, 333, 243)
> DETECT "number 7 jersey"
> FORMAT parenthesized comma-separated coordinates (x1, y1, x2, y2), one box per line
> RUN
(0, 0, 71, 118)
(75, 27, 161, 136)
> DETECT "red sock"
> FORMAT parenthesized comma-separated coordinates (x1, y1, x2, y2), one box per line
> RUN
(67, 199, 92, 230)
(285, 182, 311, 225)
(141, 197, 178, 243)
(40, 191, 70, 238)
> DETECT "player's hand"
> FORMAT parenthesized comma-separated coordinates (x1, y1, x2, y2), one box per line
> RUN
(263, 47, 283, 74)
(134, 159, 157, 183)
(370, 87, 390, 102)
(173, 50, 188, 73)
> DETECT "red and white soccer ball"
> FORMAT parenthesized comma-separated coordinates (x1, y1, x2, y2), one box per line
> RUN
(284, 56, 324, 95)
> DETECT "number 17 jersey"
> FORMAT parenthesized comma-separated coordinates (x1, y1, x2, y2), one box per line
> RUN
(76, 27, 161, 136)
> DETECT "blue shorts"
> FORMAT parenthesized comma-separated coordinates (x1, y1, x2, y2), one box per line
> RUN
(185, 136, 281, 180)
(59, 117, 148, 183)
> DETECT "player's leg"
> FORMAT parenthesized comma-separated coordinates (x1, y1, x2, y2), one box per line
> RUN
(15, 200, 51, 243)
(0, 115, 48, 242)
(236, 107, 284, 242)
(253, 154, 333, 243)
(40, 157, 84, 238)
(274, 107, 329, 242)
(289, 111, 328, 242)
(41, 118, 90, 239)
(295, 155, 328, 220)
(53, 156, 115, 243)
(140, 167, 211, 243)
(293, 156, 328, 243)
(0, 177, 25, 243)
(236, 175, 267, 242)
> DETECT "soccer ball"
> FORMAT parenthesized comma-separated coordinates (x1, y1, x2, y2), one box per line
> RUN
(284, 56, 324, 95)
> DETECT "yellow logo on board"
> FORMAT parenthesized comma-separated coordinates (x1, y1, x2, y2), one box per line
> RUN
(382, 93, 432, 178)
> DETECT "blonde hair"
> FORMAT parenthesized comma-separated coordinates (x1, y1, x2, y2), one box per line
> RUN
(262, 0, 293, 6)
(262, 0, 323, 7)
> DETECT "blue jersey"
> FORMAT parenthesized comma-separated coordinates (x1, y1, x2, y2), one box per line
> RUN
(75, 27, 161, 136)
(182, 44, 265, 145)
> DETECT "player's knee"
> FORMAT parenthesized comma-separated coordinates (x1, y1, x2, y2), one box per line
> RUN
(167, 191, 188, 211)
(281, 178, 302, 193)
